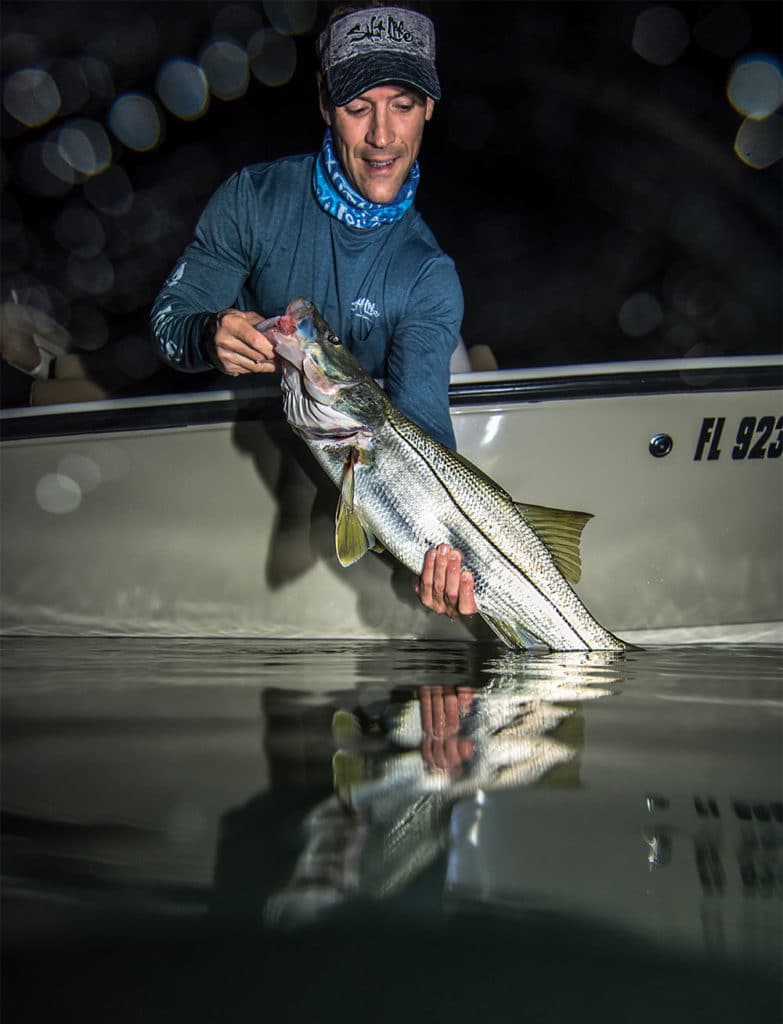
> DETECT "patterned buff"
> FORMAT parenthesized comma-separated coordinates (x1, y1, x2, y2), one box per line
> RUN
(313, 129, 419, 229)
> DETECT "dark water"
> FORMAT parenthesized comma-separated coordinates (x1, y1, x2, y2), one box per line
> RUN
(2, 638, 781, 1022)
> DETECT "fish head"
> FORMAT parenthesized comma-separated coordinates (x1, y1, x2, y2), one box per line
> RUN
(263, 298, 386, 445)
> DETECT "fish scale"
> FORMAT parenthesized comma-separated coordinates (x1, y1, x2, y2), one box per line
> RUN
(365, 413, 615, 650)
(265, 297, 627, 652)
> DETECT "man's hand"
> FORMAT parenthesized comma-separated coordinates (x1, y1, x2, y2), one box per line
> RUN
(418, 684, 476, 772)
(414, 545, 477, 619)
(205, 308, 277, 376)
(0, 302, 72, 374)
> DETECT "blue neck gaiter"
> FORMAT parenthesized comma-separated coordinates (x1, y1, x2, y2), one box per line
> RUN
(313, 129, 419, 229)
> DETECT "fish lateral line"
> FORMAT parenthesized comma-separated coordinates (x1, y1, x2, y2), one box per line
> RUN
(384, 410, 582, 585)
(382, 411, 595, 649)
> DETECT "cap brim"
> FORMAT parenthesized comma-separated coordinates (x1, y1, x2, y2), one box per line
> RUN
(326, 54, 440, 106)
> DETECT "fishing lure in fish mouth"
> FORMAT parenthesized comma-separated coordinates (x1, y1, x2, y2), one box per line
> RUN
(266, 297, 628, 652)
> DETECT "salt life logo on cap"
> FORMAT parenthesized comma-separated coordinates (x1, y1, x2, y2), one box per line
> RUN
(318, 6, 441, 107)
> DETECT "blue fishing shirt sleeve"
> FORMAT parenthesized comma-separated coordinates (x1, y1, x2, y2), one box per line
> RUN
(149, 154, 463, 448)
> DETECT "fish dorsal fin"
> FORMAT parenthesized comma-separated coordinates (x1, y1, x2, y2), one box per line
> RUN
(335, 453, 375, 566)
(516, 502, 593, 584)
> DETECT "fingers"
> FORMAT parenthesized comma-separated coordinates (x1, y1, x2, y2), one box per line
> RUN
(414, 545, 477, 619)
(418, 685, 474, 772)
(456, 563, 478, 616)
(414, 547, 438, 610)
(211, 309, 277, 376)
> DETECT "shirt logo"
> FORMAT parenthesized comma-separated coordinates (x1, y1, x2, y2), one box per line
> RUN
(351, 297, 381, 323)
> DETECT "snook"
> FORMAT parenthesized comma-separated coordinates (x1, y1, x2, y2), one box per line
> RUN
(260, 297, 626, 652)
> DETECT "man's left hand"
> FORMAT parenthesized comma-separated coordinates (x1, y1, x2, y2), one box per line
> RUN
(414, 545, 477, 619)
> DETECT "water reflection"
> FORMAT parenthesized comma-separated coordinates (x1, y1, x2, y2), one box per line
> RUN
(256, 651, 623, 926)
(2, 638, 781, 1002)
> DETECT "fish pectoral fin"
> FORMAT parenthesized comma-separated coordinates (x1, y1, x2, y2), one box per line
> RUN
(335, 455, 375, 566)
(371, 541, 385, 554)
(332, 749, 364, 810)
(332, 709, 362, 742)
(516, 502, 593, 585)
(336, 494, 374, 566)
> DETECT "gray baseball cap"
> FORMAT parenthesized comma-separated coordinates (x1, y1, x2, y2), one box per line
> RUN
(317, 6, 441, 106)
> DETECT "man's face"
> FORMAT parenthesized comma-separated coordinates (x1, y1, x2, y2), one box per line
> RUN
(319, 79, 435, 205)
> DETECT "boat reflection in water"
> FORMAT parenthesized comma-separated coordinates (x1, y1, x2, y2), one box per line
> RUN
(202, 643, 780, 982)
(262, 651, 620, 925)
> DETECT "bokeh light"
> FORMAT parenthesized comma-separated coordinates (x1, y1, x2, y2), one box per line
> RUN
(79, 56, 115, 109)
(1, 32, 41, 71)
(17, 139, 74, 196)
(58, 453, 102, 494)
(109, 93, 162, 151)
(632, 6, 689, 66)
(35, 472, 82, 515)
(2, 219, 38, 272)
(3, 67, 61, 127)
(57, 118, 112, 177)
(727, 55, 783, 119)
(47, 58, 91, 118)
(199, 39, 250, 100)
(248, 28, 297, 87)
(667, 266, 721, 325)
(263, 0, 317, 36)
(212, 4, 264, 44)
(1, 0, 781, 401)
(735, 112, 783, 169)
(69, 303, 110, 352)
(156, 59, 210, 121)
(618, 292, 664, 337)
(67, 252, 115, 296)
(54, 204, 106, 258)
(83, 165, 134, 217)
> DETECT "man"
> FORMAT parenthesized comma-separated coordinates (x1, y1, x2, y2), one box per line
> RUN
(150, 2, 476, 620)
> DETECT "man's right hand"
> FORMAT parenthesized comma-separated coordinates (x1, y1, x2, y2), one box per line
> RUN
(204, 308, 277, 376)
(414, 545, 477, 619)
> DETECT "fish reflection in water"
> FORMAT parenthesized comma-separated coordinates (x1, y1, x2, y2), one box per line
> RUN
(262, 650, 624, 926)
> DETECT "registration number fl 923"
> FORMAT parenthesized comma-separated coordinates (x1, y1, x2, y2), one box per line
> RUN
(694, 416, 783, 461)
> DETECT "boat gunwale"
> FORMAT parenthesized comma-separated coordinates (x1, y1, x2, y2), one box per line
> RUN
(1, 355, 781, 442)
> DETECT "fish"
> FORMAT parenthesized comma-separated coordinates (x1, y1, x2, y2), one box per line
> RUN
(258, 297, 627, 652)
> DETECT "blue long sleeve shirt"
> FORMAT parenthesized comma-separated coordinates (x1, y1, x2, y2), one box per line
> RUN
(150, 153, 463, 448)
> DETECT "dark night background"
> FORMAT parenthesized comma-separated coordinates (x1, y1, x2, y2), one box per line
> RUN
(1, 1, 781, 405)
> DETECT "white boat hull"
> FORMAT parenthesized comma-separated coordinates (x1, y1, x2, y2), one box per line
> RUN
(2, 357, 781, 644)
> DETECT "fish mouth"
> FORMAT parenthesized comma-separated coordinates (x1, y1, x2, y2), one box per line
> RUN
(263, 302, 345, 405)
(258, 308, 307, 370)
(268, 297, 369, 444)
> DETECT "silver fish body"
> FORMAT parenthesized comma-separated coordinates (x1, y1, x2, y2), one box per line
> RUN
(262, 298, 626, 652)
